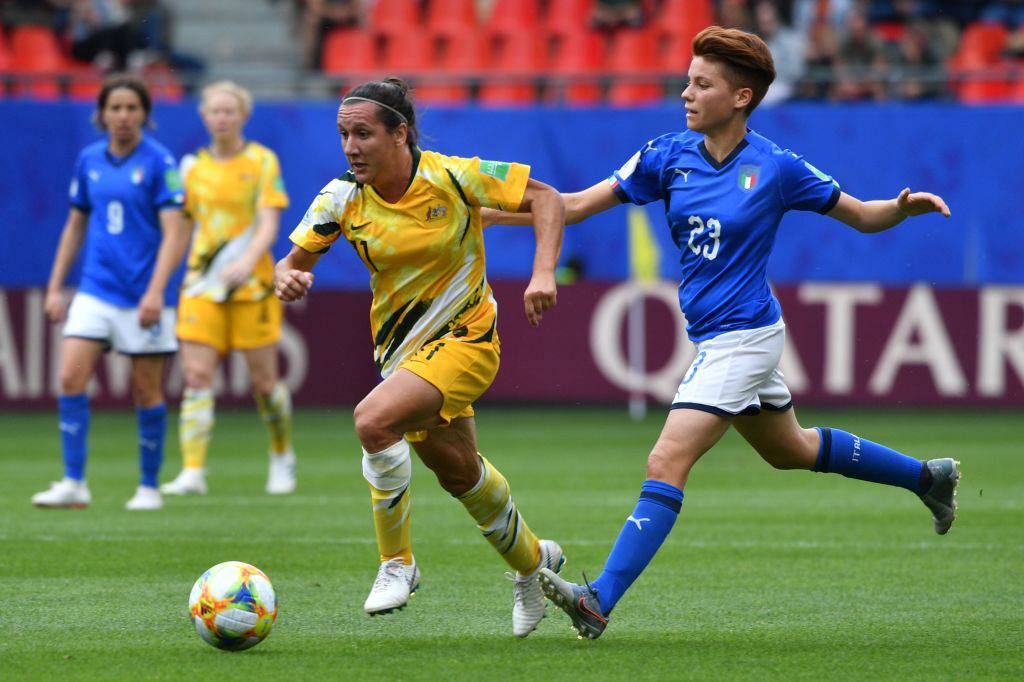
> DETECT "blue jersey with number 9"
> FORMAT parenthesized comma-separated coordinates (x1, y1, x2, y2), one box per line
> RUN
(68, 136, 184, 307)
(610, 128, 840, 342)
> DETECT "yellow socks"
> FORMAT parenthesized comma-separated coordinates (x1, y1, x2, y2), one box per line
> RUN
(457, 456, 541, 575)
(255, 381, 293, 456)
(362, 440, 414, 564)
(180, 387, 214, 470)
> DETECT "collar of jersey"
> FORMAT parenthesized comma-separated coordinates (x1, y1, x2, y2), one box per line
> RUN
(697, 135, 749, 171)
(367, 147, 422, 205)
(104, 139, 143, 167)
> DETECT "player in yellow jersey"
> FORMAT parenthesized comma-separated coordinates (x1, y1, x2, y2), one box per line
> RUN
(275, 78, 566, 637)
(161, 81, 297, 497)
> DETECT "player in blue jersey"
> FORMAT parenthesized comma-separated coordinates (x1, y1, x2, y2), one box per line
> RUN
(488, 26, 958, 639)
(31, 74, 189, 511)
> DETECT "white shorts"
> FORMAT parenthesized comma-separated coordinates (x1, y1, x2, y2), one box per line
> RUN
(63, 292, 178, 355)
(672, 318, 792, 417)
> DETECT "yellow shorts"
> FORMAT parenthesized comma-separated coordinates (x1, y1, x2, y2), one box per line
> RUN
(176, 295, 282, 355)
(400, 326, 500, 443)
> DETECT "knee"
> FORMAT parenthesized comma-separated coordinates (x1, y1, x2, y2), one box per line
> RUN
(131, 374, 163, 408)
(183, 363, 214, 391)
(251, 374, 278, 397)
(59, 365, 89, 395)
(353, 399, 398, 452)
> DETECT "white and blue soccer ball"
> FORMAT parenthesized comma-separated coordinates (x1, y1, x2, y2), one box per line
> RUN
(189, 561, 278, 651)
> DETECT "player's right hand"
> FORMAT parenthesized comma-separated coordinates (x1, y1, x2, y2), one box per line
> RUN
(44, 289, 68, 324)
(275, 269, 314, 302)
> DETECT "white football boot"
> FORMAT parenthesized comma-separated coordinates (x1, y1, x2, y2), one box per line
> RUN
(160, 467, 208, 495)
(31, 478, 91, 509)
(266, 449, 296, 495)
(510, 539, 566, 637)
(363, 557, 420, 615)
(125, 485, 163, 510)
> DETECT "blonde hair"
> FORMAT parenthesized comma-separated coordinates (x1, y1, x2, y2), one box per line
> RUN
(199, 80, 254, 119)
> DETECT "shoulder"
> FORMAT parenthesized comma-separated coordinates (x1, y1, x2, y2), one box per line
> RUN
(78, 139, 106, 163)
(319, 174, 360, 206)
(140, 137, 177, 168)
(245, 141, 280, 164)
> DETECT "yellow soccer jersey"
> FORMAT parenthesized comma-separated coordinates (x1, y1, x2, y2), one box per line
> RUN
(181, 142, 289, 302)
(290, 149, 530, 377)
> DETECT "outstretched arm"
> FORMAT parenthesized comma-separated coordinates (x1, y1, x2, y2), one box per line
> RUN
(515, 178, 565, 327)
(827, 188, 950, 233)
(274, 244, 321, 302)
(483, 179, 621, 228)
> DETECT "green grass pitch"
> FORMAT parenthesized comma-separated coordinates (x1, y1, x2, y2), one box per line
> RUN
(2, 407, 1022, 680)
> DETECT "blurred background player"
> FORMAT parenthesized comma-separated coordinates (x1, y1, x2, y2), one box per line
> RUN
(275, 78, 566, 637)
(160, 81, 295, 497)
(490, 26, 958, 640)
(32, 73, 189, 511)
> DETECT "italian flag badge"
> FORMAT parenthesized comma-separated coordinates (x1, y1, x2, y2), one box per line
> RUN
(738, 164, 759, 191)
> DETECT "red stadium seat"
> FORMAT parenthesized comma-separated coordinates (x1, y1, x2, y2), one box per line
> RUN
(548, 29, 605, 104)
(67, 63, 104, 101)
(479, 30, 543, 105)
(426, 0, 479, 37)
(367, 0, 421, 38)
(872, 21, 906, 42)
(545, 0, 595, 38)
(144, 63, 184, 101)
(487, 0, 541, 32)
(417, 32, 486, 104)
(660, 30, 692, 74)
(954, 21, 1008, 65)
(380, 30, 434, 76)
(9, 25, 65, 99)
(655, 0, 713, 40)
(322, 27, 377, 78)
(607, 27, 663, 105)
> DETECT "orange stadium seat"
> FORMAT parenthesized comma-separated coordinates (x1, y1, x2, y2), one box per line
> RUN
(426, 0, 479, 37)
(145, 63, 184, 101)
(9, 24, 64, 99)
(479, 30, 543, 105)
(950, 23, 1011, 103)
(548, 28, 605, 104)
(367, 0, 421, 38)
(487, 0, 541, 32)
(545, 0, 595, 37)
(955, 21, 1008, 64)
(607, 27, 663, 106)
(322, 27, 377, 79)
(660, 30, 692, 74)
(67, 62, 104, 101)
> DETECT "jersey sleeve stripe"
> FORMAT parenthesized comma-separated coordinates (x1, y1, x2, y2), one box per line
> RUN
(817, 184, 841, 214)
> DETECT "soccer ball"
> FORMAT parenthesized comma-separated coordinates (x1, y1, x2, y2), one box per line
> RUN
(189, 561, 278, 651)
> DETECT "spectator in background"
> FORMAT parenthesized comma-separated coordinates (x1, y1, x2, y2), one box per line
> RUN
(832, 8, 886, 99)
(755, 0, 807, 103)
(590, 0, 645, 30)
(888, 20, 941, 98)
(0, 0, 66, 29)
(799, 18, 838, 98)
(124, 0, 205, 81)
(717, 0, 755, 31)
(69, 0, 142, 71)
(300, 0, 362, 70)
(981, 0, 1024, 56)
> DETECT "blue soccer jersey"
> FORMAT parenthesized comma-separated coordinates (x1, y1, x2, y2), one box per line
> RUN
(611, 129, 840, 341)
(68, 136, 185, 308)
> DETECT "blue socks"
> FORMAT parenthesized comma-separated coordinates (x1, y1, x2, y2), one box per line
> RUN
(58, 394, 90, 481)
(814, 427, 925, 494)
(136, 404, 167, 488)
(591, 480, 684, 615)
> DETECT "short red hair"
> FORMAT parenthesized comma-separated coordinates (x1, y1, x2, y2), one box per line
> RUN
(692, 26, 776, 115)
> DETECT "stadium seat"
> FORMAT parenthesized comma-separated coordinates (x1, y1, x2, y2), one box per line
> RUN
(9, 25, 64, 99)
(322, 27, 377, 79)
(654, 0, 713, 39)
(144, 63, 184, 101)
(545, 0, 595, 38)
(660, 30, 692, 74)
(367, 0, 421, 38)
(380, 30, 433, 76)
(417, 32, 486, 104)
(872, 21, 906, 42)
(479, 30, 543, 105)
(426, 0, 479, 37)
(607, 27, 663, 106)
(955, 21, 1008, 65)
(547, 29, 605, 104)
(487, 0, 541, 32)
(67, 63, 104, 101)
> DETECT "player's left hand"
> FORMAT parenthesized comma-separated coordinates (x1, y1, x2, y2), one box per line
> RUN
(221, 259, 254, 289)
(896, 188, 951, 218)
(138, 290, 162, 328)
(524, 270, 557, 327)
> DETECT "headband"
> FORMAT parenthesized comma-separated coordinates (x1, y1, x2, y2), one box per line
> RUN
(342, 96, 409, 124)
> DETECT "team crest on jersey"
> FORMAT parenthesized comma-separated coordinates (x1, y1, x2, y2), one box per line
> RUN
(131, 167, 144, 185)
(425, 204, 448, 221)
(738, 164, 760, 191)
